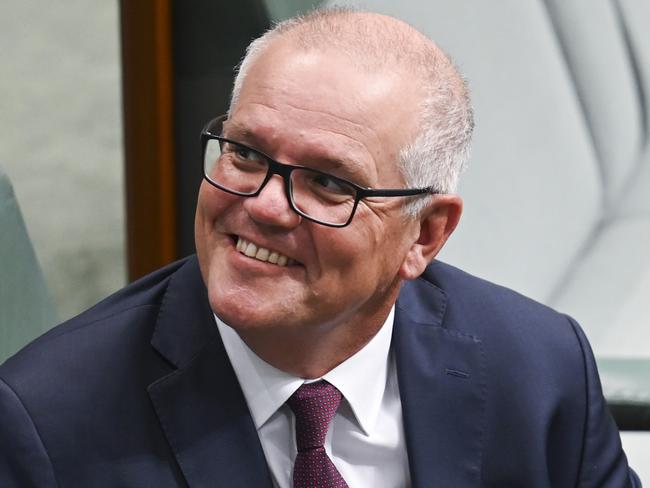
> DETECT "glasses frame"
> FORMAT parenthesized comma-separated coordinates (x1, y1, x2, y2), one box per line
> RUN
(200, 115, 439, 228)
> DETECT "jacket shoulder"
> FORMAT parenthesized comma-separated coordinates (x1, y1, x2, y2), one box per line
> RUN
(421, 260, 570, 333)
(414, 263, 637, 485)
(405, 260, 585, 387)
(0, 256, 193, 377)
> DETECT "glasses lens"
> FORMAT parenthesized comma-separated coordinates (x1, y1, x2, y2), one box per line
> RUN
(204, 139, 268, 195)
(291, 168, 357, 226)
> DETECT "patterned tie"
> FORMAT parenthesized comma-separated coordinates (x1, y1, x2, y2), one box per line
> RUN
(287, 381, 349, 488)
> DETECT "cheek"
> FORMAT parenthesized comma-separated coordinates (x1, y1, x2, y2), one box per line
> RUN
(195, 185, 239, 266)
(198, 184, 228, 217)
(196, 184, 240, 232)
(312, 223, 383, 284)
(316, 216, 412, 288)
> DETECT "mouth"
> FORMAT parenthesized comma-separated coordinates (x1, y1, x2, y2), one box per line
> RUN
(233, 235, 297, 267)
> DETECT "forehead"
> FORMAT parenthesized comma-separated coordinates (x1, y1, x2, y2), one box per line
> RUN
(230, 41, 423, 184)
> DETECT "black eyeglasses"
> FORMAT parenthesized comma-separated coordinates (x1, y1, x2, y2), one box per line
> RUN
(200, 115, 439, 227)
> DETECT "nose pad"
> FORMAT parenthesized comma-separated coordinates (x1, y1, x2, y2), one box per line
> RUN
(243, 175, 301, 227)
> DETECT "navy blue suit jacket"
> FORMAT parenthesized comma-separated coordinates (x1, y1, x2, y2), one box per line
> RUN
(0, 256, 640, 486)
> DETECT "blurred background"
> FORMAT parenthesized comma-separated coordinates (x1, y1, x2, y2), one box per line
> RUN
(1, 0, 124, 321)
(1, 0, 648, 480)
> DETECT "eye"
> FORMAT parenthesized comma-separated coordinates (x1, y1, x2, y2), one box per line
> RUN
(291, 169, 357, 209)
(221, 142, 266, 171)
(235, 146, 262, 162)
(314, 174, 349, 193)
(222, 142, 261, 161)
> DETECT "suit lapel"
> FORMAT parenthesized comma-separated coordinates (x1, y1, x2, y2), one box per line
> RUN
(145, 257, 486, 486)
(147, 257, 273, 487)
(395, 276, 486, 487)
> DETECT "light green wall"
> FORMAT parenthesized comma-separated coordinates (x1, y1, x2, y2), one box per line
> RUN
(0, 0, 125, 323)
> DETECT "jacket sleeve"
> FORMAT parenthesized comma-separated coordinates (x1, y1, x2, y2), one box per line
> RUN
(0, 377, 59, 488)
(567, 317, 642, 487)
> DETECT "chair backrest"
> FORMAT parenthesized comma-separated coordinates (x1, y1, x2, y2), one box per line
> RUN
(0, 166, 57, 363)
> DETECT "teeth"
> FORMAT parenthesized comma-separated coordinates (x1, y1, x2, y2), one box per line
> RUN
(255, 247, 269, 260)
(236, 236, 293, 266)
(244, 242, 257, 257)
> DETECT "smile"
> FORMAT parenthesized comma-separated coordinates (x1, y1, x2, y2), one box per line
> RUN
(235, 236, 296, 267)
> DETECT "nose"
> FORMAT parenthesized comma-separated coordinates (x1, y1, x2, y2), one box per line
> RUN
(243, 174, 301, 228)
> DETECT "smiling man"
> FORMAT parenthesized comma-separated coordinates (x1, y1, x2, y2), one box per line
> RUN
(194, 27, 460, 381)
(0, 8, 640, 488)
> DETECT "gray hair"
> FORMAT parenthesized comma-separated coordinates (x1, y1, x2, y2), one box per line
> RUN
(228, 8, 474, 216)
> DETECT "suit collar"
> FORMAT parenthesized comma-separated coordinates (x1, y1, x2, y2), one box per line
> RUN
(394, 274, 487, 487)
(148, 257, 273, 487)
(149, 256, 216, 369)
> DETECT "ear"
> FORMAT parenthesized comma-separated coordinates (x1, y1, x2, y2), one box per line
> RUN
(398, 195, 463, 280)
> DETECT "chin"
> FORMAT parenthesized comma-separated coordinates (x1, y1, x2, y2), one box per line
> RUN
(207, 283, 278, 331)
(208, 287, 249, 326)
(207, 256, 304, 319)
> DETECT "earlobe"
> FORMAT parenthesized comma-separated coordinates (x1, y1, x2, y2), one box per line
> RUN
(398, 195, 463, 280)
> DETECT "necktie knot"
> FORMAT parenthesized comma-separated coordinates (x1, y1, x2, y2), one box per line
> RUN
(288, 381, 342, 452)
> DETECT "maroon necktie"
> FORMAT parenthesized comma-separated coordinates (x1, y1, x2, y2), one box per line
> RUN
(287, 381, 349, 488)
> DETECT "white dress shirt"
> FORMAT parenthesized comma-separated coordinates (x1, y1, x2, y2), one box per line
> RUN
(215, 307, 411, 488)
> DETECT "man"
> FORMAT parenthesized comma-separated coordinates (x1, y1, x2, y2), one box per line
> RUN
(0, 8, 640, 487)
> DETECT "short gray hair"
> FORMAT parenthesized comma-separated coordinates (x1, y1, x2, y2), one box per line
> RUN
(229, 8, 474, 216)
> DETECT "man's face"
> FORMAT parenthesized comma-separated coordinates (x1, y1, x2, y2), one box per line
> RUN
(195, 41, 424, 337)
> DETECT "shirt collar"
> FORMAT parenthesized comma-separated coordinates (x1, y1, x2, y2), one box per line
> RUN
(215, 306, 395, 437)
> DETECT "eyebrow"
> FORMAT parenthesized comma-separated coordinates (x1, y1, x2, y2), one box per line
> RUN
(223, 121, 373, 185)
(222, 120, 256, 142)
